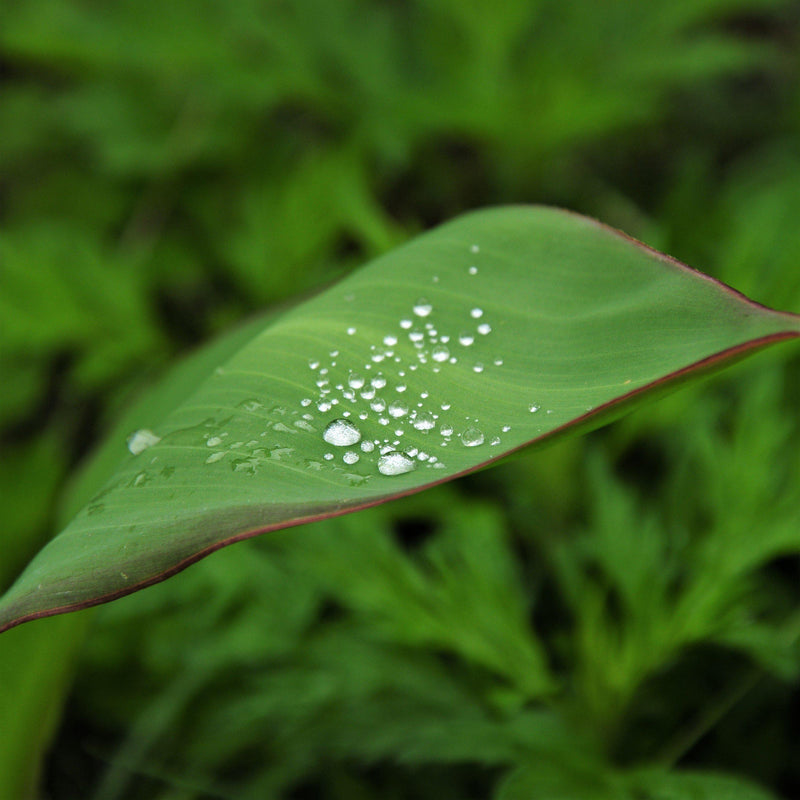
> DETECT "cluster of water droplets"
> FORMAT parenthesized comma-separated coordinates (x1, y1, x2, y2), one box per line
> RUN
(126, 241, 550, 484)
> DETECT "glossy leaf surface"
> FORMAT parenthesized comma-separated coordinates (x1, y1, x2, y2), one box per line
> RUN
(2, 206, 799, 633)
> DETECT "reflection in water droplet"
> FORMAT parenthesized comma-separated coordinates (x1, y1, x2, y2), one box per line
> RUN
(378, 451, 416, 476)
(413, 299, 433, 317)
(127, 429, 161, 455)
(323, 418, 362, 446)
(460, 427, 484, 447)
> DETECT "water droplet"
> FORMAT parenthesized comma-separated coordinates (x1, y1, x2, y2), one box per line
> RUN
(348, 372, 365, 389)
(309, 359, 320, 369)
(470, 308, 483, 319)
(317, 400, 333, 412)
(207, 436, 224, 447)
(529, 404, 540, 413)
(322, 419, 362, 447)
(440, 424, 454, 437)
(383, 334, 398, 347)
(441, 402, 451, 411)
(294, 420, 316, 433)
(347, 326, 357, 336)
(323, 453, 334, 461)
(460, 427, 484, 447)
(206, 451, 226, 464)
(477, 323, 491, 335)
(493, 357, 503, 366)
(458, 332, 474, 346)
(371, 375, 387, 389)
(473, 363, 484, 373)
(377, 451, 416, 476)
(412, 412, 436, 431)
(343, 451, 360, 465)
(409, 331, 424, 343)
(301, 398, 312, 407)
(490, 436, 501, 446)
(388, 401, 409, 418)
(432, 345, 450, 362)
(360, 386, 376, 400)
(413, 299, 433, 317)
(127, 429, 161, 455)
(396, 384, 407, 393)
(470, 244, 480, 254)
(360, 440, 375, 453)
(371, 398, 386, 412)
(502, 425, 511, 432)
(400, 319, 412, 329)
(468, 266, 478, 275)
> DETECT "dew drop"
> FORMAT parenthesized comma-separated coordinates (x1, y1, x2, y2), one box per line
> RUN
(388, 401, 409, 418)
(317, 400, 333, 412)
(473, 363, 484, 373)
(468, 266, 478, 275)
(323, 453, 334, 461)
(360, 440, 375, 453)
(360, 386, 376, 400)
(432, 345, 450, 363)
(441, 402, 451, 411)
(413, 299, 433, 317)
(470, 308, 483, 319)
(412, 412, 436, 431)
(502, 425, 511, 432)
(396, 384, 407, 393)
(477, 323, 492, 335)
(460, 427, 484, 447)
(409, 331, 424, 343)
(440, 423, 454, 437)
(309, 359, 320, 370)
(400, 319, 412, 329)
(301, 398, 312, 407)
(490, 436, 501, 446)
(470, 244, 480, 254)
(348, 372, 365, 389)
(346, 326, 357, 336)
(127, 429, 161, 455)
(458, 332, 474, 346)
(493, 357, 503, 366)
(383, 334, 398, 347)
(371, 375, 387, 389)
(377, 451, 416, 476)
(371, 398, 386, 412)
(322, 419, 362, 447)
(529, 404, 540, 413)
(343, 451, 360, 465)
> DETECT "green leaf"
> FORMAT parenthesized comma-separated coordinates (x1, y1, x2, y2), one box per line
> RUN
(2, 205, 799, 633)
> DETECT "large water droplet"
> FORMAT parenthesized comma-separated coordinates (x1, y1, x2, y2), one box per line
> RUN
(412, 412, 436, 431)
(413, 299, 433, 317)
(460, 427, 484, 447)
(377, 451, 416, 476)
(432, 345, 450, 363)
(388, 401, 409, 418)
(322, 419, 362, 447)
(127, 429, 160, 455)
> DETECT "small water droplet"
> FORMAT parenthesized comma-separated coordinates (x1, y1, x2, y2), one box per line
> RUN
(317, 400, 333, 412)
(460, 427, 484, 447)
(323, 452, 334, 461)
(346, 326, 357, 335)
(301, 398, 312, 407)
(396, 384, 407, 393)
(490, 436, 501, 446)
(432, 345, 450, 363)
(440, 424, 454, 437)
(529, 404, 540, 413)
(383, 334, 398, 347)
(477, 323, 491, 335)
(413, 412, 436, 431)
(322, 418, 362, 446)
(388, 401, 409, 418)
(294, 420, 316, 433)
(360, 440, 375, 453)
(371, 375, 387, 389)
(127, 429, 161, 455)
(470, 244, 480, 254)
(377, 451, 416, 476)
(371, 398, 386, 412)
(206, 451, 226, 464)
(441, 402, 451, 411)
(400, 319, 412, 329)
(458, 332, 474, 346)
(309, 359, 320, 369)
(493, 357, 503, 366)
(409, 331, 424, 343)
(413, 299, 433, 317)
(360, 386, 376, 400)
(470, 308, 483, 319)
(207, 436, 224, 447)
(343, 451, 360, 465)
(348, 372, 365, 389)
(473, 363, 484, 373)
(468, 265, 478, 275)
(502, 425, 511, 432)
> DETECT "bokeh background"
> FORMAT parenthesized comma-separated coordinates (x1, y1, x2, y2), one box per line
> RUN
(3, 1, 800, 798)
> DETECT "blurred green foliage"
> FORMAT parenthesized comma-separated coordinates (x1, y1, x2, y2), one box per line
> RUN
(3, 0, 800, 798)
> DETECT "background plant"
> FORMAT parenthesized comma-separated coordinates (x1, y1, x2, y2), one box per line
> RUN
(2, 0, 800, 798)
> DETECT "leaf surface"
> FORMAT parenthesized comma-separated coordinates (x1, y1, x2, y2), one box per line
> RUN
(2, 206, 799, 633)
